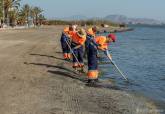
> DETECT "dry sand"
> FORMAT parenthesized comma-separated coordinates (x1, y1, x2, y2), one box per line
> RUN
(0, 26, 159, 114)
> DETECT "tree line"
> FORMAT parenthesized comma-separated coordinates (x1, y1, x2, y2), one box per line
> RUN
(47, 19, 120, 27)
(0, 0, 45, 27)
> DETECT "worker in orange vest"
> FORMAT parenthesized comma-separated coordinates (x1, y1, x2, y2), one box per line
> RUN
(86, 26, 97, 37)
(87, 34, 116, 84)
(60, 25, 75, 60)
(70, 28, 86, 72)
(84, 26, 98, 58)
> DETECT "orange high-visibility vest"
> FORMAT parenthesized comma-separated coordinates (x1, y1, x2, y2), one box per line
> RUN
(63, 27, 69, 34)
(63, 27, 74, 37)
(87, 28, 96, 37)
(95, 36, 108, 50)
(71, 32, 86, 45)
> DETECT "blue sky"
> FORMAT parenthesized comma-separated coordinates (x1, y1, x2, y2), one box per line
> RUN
(21, 0, 165, 21)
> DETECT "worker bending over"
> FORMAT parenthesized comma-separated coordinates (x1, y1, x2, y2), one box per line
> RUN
(87, 34, 116, 84)
(60, 25, 76, 60)
(84, 26, 98, 58)
(70, 28, 86, 72)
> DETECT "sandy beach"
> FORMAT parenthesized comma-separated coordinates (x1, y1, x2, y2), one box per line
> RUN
(0, 26, 160, 114)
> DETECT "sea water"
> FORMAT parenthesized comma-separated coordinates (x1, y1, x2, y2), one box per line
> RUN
(99, 25, 165, 110)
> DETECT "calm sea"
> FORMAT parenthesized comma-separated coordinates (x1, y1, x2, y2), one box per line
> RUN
(100, 25, 165, 109)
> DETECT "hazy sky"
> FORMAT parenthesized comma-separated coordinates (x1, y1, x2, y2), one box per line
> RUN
(21, 0, 165, 21)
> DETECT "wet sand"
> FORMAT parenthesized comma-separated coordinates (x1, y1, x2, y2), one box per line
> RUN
(0, 26, 160, 114)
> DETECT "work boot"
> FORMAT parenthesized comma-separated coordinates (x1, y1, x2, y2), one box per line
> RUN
(79, 67, 85, 73)
(64, 58, 68, 61)
(94, 79, 99, 83)
(72, 66, 78, 72)
(86, 79, 102, 87)
(66, 58, 71, 62)
(86, 79, 96, 87)
(87, 79, 96, 84)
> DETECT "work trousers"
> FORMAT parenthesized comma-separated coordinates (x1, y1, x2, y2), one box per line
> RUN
(71, 43, 84, 67)
(60, 33, 71, 59)
(87, 42, 98, 79)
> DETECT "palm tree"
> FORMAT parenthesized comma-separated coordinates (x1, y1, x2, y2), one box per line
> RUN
(8, 8, 18, 27)
(0, 0, 2, 17)
(0, 0, 3, 26)
(1, 0, 46, 27)
(17, 11, 24, 25)
(30, 6, 43, 26)
(38, 14, 45, 25)
(4, 0, 21, 25)
(20, 4, 30, 26)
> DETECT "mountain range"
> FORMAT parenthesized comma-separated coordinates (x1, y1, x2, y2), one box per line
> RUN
(57, 14, 164, 25)
(104, 15, 164, 25)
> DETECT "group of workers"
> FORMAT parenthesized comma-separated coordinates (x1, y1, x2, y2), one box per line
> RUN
(60, 25, 116, 84)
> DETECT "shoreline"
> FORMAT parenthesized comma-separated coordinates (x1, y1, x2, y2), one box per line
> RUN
(0, 25, 133, 33)
(0, 25, 161, 114)
(98, 26, 134, 34)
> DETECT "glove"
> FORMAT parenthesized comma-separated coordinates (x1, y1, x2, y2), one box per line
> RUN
(97, 44, 102, 47)
(96, 51, 101, 58)
(104, 50, 113, 61)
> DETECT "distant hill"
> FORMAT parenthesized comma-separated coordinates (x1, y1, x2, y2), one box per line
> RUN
(104, 15, 163, 25)
(104, 15, 128, 23)
(59, 15, 88, 20)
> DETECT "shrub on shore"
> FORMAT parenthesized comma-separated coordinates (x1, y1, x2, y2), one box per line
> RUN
(46, 19, 120, 27)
